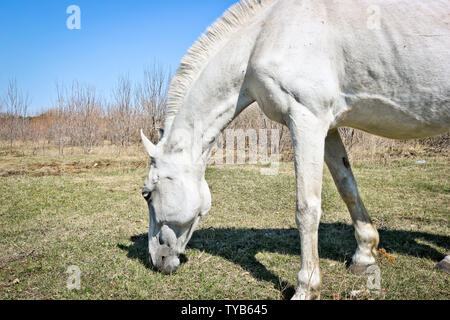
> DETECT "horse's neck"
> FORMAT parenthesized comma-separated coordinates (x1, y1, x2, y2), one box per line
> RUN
(164, 30, 258, 164)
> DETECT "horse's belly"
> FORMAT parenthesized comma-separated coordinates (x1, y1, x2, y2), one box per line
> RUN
(337, 93, 450, 139)
(336, 46, 450, 139)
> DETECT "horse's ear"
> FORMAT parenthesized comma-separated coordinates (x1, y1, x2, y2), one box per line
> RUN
(141, 129, 157, 157)
(158, 128, 165, 142)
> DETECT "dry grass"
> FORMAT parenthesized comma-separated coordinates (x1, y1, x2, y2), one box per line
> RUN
(0, 144, 448, 300)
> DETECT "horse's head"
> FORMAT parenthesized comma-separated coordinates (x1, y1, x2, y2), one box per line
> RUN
(140, 130, 211, 274)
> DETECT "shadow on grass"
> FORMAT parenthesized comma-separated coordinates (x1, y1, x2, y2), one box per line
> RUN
(119, 223, 449, 300)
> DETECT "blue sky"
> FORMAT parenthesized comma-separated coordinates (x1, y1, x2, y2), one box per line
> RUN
(0, 0, 237, 115)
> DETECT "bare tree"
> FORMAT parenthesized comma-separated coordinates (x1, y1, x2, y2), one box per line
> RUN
(135, 63, 171, 143)
(107, 75, 134, 147)
(2, 79, 30, 147)
(46, 82, 72, 155)
(69, 82, 103, 153)
(106, 64, 171, 149)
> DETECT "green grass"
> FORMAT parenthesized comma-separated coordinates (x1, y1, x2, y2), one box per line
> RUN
(0, 150, 449, 300)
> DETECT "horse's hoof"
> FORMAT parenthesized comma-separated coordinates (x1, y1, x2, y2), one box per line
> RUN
(435, 259, 450, 274)
(291, 292, 305, 300)
(348, 263, 372, 275)
(291, 288, 321, 300)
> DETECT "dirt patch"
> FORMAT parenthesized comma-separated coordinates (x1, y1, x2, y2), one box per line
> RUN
(0, 159, 148, 177)
(0, 164, 68, 177)
(0, 250, 38, 269)
(0, 150, 26, 157)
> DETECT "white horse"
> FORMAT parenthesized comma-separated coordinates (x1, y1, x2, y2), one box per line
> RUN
(140, 0, 450, 299)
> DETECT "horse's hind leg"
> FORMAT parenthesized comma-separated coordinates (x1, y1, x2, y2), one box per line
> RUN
(325, 130, 379, 274)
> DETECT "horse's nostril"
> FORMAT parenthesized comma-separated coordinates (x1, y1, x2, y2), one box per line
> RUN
(162, 255, 180, 275)
(142, 189, 151, 201)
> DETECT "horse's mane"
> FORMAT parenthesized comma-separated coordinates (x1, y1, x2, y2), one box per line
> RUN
(164, 0, 276, 130)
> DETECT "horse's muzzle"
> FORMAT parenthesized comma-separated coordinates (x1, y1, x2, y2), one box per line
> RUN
(149, 228, 181, 275)
(149, 248, 181, 275)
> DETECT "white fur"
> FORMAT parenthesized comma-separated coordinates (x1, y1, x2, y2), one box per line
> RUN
(143, 0, 450, 297)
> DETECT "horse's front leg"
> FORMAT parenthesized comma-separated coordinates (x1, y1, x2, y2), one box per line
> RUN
(289, 109, 329, 300)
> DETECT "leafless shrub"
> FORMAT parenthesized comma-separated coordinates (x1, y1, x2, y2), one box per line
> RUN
(135, 64, 171, 143)
(339, 127, 396, 161)
(107, 76, 134, 147)
(45, 82, 103, 154)
(1, 74, 447, 160)
(46, 83, 72, 155)
(69, 82, 103, 153)
(105, 64, 170, 149)
(0, 79, 30, 147)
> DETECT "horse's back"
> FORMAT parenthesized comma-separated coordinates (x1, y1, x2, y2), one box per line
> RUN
(250, 0, 450, 139)
(330, 0, 450, 138)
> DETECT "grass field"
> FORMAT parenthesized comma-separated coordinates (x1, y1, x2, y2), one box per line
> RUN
(0, 145, 449, 300)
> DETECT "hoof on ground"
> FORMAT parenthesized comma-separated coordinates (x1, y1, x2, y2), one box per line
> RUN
(291, 292, 320, 301)
(435, 260, 450, 274)
(291, 289, 320, 300)
(348, 263, 372, 275)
